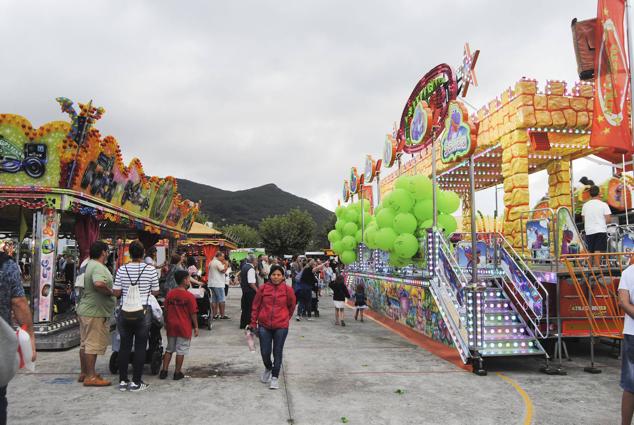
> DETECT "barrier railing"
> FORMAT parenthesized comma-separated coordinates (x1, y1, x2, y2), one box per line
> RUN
(561, 252, 627, 339)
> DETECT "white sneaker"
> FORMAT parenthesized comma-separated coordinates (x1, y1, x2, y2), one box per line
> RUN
(296, 316, 301, 322)
(306, 317, 313, 321)
(269, 377, 279, 389)
(260, 369, 272, 383)
(129, 381, 149, 392)
(118, 381, 128, 392)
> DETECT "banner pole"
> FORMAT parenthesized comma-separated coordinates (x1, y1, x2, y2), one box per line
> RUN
(627, 0, 634, 218)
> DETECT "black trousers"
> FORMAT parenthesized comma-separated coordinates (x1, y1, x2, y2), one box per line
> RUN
(117, 310, 151, 384)
(1, 385, 6, 425)
(240, 289, 256, 329)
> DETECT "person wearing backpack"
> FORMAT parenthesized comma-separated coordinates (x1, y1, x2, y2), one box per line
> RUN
(113, 240, 160, 392)
(76, 241, 115, 387)
(162, 253, 185, 296)
(250, 265, 296, 390)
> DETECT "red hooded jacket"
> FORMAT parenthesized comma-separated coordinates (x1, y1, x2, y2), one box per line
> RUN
(250, 281, 297, 330)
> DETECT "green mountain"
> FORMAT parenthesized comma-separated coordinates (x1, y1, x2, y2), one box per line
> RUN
(176, 179, 334, 229)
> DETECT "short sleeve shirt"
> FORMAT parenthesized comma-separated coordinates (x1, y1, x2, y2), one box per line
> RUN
(0, 256, 24, 324)
(208, 258, 226, 288)
(619, 265, 634, 335)
(77, 260, 115, 318)
(582, 199, 611, 235)
(165, 288, 198, 338)
(113, 262, 159, 305)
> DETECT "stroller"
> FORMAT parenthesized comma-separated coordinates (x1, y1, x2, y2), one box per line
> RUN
(190, 283, 213, 330)
(109, 297, 164, 376)
(310, 287, 320, 318)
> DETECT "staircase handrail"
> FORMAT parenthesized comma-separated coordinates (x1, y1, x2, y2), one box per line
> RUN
(435, 230, 470, 291)
(494, 232, 550, 338)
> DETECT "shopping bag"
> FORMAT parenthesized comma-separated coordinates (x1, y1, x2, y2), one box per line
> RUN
(0, 317, 18, 386)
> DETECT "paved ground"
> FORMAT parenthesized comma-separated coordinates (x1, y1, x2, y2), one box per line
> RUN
(7, 288, 624, 425)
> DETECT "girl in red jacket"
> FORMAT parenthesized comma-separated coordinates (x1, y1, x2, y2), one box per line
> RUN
(249, 264, 296, 389)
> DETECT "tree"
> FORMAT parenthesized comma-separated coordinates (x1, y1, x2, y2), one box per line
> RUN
(223, 224, 261, 248)
(258, 208, 316, 256)
(194, 211, 209, 224)
(310, 213, 336, 251)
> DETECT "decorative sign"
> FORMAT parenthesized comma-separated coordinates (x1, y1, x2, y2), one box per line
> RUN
(343, 180, 350, 202)
(526, 219, 550, 260)
(350, 167, 360, 194)
(37, 208, 59, 322)
(364, 155, 376, 183)
(0, 99, 200, 234)
(457, 43, 480, 97)
(440, 101, 476, 164)
(383, 134, 398, 168)
(397, 64, 458, 154)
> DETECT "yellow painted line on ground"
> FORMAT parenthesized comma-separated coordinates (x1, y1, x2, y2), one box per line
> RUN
(496, 372, 534, 425)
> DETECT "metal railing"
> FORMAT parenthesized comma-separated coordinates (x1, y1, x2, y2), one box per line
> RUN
(561, 252, 627, 339)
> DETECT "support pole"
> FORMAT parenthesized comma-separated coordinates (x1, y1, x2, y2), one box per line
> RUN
(432, 136, 438, 230)
(469, 157, 478, 285)
(627, 1, 634, 219)
(624, 154, 630, 226)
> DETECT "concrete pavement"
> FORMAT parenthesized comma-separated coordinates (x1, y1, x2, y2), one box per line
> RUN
(7, 287, 623, 425)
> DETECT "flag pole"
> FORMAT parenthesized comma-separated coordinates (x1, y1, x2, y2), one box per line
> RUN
(627, 0, 634, 226)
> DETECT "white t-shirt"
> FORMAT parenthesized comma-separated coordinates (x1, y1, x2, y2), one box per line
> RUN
(581, 199, 611, 235)
(208, 258, 226, 288)
(225, 267, 232, 285)
(247, 268, 256, 285)
(619, 265, 634, 335)
(113, 262, 160, 305)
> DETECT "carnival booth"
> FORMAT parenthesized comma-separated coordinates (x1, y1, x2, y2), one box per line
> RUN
(179, 222, 237, 277)
(0, 98, 199, 349)
(334, 14, 633, 374)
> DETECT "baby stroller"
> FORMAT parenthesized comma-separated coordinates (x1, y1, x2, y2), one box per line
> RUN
(189, 284, 213, 330)
(311, 288, 320, 318)
(109, 296, 164, 376)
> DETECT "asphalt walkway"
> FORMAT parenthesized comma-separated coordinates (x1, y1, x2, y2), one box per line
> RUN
(7, 288, 624, 424)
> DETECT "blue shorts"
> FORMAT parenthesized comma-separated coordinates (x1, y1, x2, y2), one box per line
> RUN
(211, 287, 226, 303)
(622, 334, 634, 393)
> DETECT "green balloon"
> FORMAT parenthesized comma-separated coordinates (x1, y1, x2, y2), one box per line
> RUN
(420, 219, 434, 228)
(409, 175, 433, 200)
(393, 233, 419, 258)
(437, 191, 457, 215)
(355, 229, 363, 243)
(341, 235, 357, 251)
(388, 189, 414, 214)
(437, 213, 458, 236)
(345, 209, 358, 223)
(340, 250, 357, 265)
(332, 240, 344, 254)
(395, 175, 411, 191)
(363, 201, 371, 212)
(335, 205, 346, 218)
(335, 219, 346, 232)
(389, 255, 410, 267)
(413, 199, 434, 222)
(376, 208, 396, 229)
(443, 191, 461, 214)
(343, 221, 358, 236)
(374, 204, 383, 216)
(393, 213, 417, 235)
(327, 230, 342, 243)
(376, 227, 398, 251)
(364, 226, 378, 249)
(366, 220, 378, 230)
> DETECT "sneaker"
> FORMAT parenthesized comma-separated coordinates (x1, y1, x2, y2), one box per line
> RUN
(221, 315, 230, 320)
(129, 381, 149, 392)
(260, 369, 272, 383)
(83, 376, 111, 387)
(118, 381, 129, 392)
(173, 372, 185, 381)
(306, 317, 313, 321)
(77, 373, 86, 383)
(159, 370, 168, 380)
(213, 315, 221, 320)
(341, 321, 346, 327)
(296, 316, 301, 322)
(269, 377, 279, 390)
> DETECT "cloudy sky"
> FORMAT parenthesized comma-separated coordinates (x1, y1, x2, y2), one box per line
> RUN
(0, 0, 604, 214)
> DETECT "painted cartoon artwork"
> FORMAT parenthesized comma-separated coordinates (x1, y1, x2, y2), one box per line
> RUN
(455, 241, 488, 269)
(347, 275, 452, 347)
(438, 249, 464, 305)
(526, 219, 550, 260)
(440, 101, 475, 163)
(500, 249, 543, 317)
(557, 208, 584, 256)
(623, 233, 634, 253)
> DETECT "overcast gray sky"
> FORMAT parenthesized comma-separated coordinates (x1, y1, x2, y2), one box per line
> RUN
(0, 0, 601, 213)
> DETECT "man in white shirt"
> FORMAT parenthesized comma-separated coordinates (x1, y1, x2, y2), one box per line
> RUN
(581, 185, 611, 265)
(618, 262, 634, 424)
(208, 252, 229, 320)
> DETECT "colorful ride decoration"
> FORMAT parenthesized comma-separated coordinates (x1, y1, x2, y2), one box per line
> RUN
(330, 174, 460, 266)
(383, 134, 399, 168)
(439, 101, 478, 164)
(364, 155, 381, 183)
(572, 175, 634, 213)
(0, 99, 199, 236)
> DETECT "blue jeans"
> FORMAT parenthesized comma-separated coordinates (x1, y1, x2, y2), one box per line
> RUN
(1, 385, 6, 425)
(258, 327, 288, 378)
(296, 286, 312, 317)
(117, 310, 151, 384)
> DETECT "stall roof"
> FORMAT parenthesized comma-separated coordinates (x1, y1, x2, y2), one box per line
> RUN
(188, 222, 223, 236)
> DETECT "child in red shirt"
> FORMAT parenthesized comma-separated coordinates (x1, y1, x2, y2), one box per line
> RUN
(160, 270, 198, 380)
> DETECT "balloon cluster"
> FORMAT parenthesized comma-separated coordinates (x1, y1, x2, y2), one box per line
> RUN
(328, 200, 371, 265)
(329, 174, 461, 267)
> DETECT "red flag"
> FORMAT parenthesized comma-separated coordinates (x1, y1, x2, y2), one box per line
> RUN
(590, 0, 632, 154)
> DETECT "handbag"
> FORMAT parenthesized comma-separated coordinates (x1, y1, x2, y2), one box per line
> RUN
(121, 265, 150, 322)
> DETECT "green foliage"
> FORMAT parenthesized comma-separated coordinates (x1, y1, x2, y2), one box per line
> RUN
(222, 224, 261, 248)
(194, 211, 209, 224)
(259, 208, 316, 256)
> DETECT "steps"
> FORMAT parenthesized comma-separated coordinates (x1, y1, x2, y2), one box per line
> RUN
(479, 286, 545, 357)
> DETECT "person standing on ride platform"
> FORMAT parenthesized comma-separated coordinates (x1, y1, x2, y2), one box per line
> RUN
(581, 184, 611, 266)
(618, 259, 634, 425)
(239, 254, 258, 329)
(250, 264, 296, 390)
